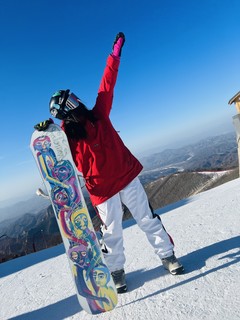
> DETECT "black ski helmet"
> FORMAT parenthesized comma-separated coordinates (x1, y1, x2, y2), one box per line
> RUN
(49, 89, 80, 120)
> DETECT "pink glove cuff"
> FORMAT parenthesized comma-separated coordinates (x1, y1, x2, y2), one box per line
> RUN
(112, 37, 124, 57)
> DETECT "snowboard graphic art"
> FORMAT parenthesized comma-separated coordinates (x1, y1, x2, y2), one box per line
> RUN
(30, 123, 118, 315)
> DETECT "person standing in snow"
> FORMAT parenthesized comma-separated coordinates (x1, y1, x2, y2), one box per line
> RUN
(36, 32, 184, 293)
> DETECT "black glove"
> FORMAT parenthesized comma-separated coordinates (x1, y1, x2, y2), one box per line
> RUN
(34, 118, 54, 131)
(112, 32, 125, 57)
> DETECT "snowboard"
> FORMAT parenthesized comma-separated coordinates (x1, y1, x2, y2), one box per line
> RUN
(30, 123, 118, 314)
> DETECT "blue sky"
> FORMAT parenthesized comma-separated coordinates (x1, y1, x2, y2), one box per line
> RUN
(1, 0, 239, 203)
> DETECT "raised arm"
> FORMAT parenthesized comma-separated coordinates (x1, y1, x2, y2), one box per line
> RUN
(94, 32, 125, 117)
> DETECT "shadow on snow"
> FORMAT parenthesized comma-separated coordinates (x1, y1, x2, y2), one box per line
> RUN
(125, 235, 240, 305)
(9, 295, 81, 320)
(8, 236, 240, 319)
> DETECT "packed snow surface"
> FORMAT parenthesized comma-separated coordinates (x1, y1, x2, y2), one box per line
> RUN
(1, 179, 240, 320)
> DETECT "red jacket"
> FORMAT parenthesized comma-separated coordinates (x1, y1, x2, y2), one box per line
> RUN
(63, 54, 143, 206)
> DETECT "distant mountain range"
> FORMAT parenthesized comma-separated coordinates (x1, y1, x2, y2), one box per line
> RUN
(0, 131, 239, 263)
(0, 194, 49, 223)
(139, 132, 238, 184)
(145, 168, 239, 211)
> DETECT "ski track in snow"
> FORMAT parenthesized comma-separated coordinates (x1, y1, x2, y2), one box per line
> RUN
(0, 179, 240, 320)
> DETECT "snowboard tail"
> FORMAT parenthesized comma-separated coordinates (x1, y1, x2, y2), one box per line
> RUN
(30, 123, 117, 314)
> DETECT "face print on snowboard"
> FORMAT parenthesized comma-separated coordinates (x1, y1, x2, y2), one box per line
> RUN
(52, 160, 73, 181)
(73, 213, 89, 231)
(68, 244, 90, 267)
(51, 186, 70, 207)
(33, 136, 51, 152)
(93, 266, 110, 287)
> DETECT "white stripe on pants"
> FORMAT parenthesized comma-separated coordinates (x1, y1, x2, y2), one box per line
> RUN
(96, 177, 174, 272)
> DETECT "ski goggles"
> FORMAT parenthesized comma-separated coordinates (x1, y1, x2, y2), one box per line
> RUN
(50, 91, 80, 119)
(64, 92, 80, 112)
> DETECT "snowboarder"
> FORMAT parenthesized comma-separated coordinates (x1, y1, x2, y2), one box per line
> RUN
(37, 32, 184, 293)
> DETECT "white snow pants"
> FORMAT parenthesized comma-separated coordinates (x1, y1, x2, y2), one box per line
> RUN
(96, 177, 174, 272)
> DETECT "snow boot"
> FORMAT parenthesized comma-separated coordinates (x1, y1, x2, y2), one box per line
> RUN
(161, 254, 184, 275)
(111, 269, 127, 294)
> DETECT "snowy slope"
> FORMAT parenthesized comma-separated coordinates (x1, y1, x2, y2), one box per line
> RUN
(1, 179, 240, 320)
